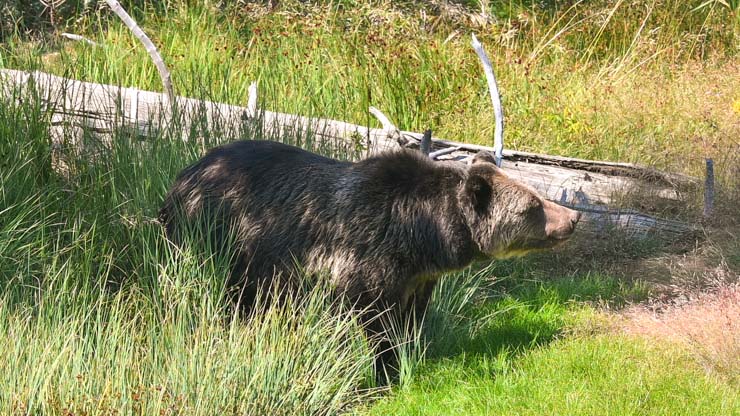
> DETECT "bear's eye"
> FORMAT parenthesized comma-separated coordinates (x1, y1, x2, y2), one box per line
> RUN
(522, 198, 542, 216)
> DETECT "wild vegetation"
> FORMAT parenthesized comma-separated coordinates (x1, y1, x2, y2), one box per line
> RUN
(0, 0, 738, 414)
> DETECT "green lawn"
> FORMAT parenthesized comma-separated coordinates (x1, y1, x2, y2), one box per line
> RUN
(366, 336, 739, 416)
(364, 274, 738, 415)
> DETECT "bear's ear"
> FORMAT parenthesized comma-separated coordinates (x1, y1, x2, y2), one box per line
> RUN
(471, 151, 498, 166)
(464, 174, 493, 214)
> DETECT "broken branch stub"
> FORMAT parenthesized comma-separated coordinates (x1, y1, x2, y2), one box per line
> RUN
(247, 82, 258, 118)
(703, 158, 714, 219)
(369, 106, 396, 132)
(420, 129, 432, 156)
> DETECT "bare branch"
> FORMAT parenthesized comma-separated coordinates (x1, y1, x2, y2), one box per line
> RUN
(60, 32, 99, 46)
(429, 146, 461, 159)
(104, 0, 174, 106)
(471, 34, 504, 167)
(369, 106, 397, 131)
(369, 107, 435, 155)
(369, 106, 407, 148)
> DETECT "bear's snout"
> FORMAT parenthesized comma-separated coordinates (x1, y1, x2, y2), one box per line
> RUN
(543, 201, 581, 241)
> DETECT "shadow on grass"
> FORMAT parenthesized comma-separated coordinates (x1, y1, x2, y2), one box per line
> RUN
(423, 231, 663, 361)
(427, 275, 633, 360)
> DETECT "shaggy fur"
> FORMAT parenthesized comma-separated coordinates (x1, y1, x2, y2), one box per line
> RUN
(159, 140, 580, 313)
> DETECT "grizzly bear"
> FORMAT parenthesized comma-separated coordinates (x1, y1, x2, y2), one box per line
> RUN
(159, 140, 581, 317)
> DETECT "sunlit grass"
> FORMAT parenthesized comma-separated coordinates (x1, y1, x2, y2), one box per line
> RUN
(364, 335, 739, 416)
(1, 1, 737, 182)
(0, 1, 737, 414)
(363, 274, 738, 415)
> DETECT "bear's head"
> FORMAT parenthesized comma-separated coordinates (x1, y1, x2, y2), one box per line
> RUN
(459, 152, 581, 259)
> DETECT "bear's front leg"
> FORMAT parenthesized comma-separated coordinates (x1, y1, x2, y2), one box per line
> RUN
(409, 279, 437, 319)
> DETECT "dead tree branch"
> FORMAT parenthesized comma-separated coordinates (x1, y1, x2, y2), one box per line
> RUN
(471, 34, 504, 166)
(105, 0, 174, 106)
(60, 32, 99, 46)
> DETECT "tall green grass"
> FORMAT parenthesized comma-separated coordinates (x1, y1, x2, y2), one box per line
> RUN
(2, 0, 737, 183)
(0, 88, 380, 414)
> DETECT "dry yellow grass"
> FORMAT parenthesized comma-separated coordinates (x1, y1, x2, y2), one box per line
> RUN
(620, 283, 740, 383)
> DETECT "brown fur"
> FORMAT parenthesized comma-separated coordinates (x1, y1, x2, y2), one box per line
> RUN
(159, 140, 581, 313)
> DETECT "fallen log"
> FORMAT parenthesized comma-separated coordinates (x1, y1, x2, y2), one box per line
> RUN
(0, 69, 698, 238)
